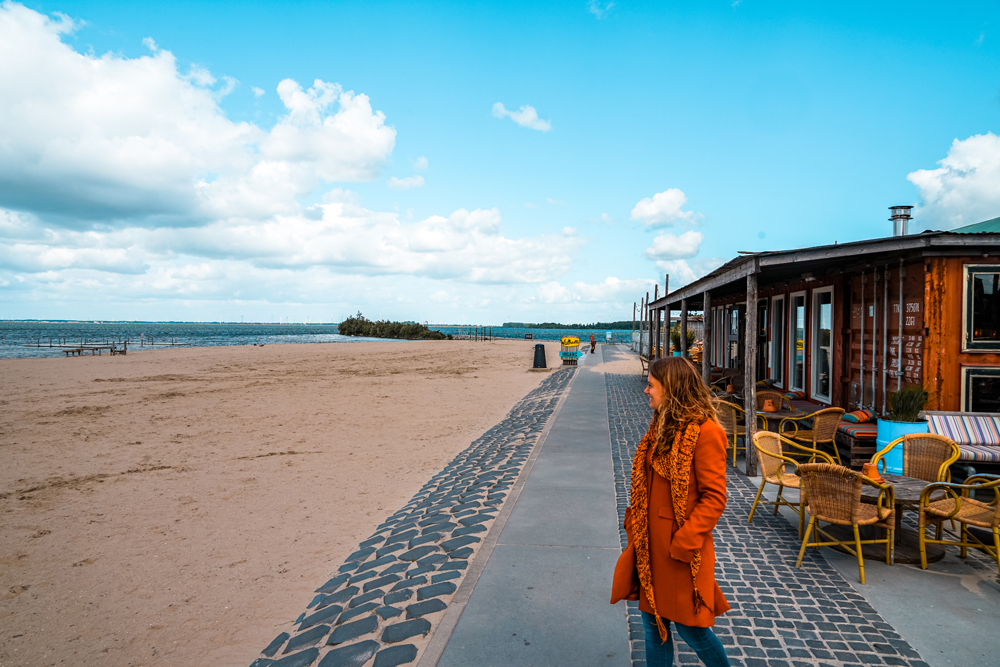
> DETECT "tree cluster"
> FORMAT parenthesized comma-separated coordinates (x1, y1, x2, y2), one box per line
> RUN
(338, 313, 449, 340)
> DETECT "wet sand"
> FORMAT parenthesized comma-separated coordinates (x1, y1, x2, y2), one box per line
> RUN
(0, 338, 559, 666)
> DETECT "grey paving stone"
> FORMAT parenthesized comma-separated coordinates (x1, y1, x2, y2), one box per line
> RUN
(355, 555, 397, 573)
(348, 590, 384, 608)
(316, 574, 350, 594)
(437, 561, 467, 572)
(283, 625, 330, 654)
(271, 648, 319, 667)
(408, 532, 444, 548)
(390, 576, 426, 591)
(450, 524, 487, 537)
(321, 586, 358, 606)
(440, 535, 479, 552)
(431, 570, 461, 584)
(384, 529, 418, 546)
(416, 553, 448, 566)
(345, 547, 375, 563)
(405, 598, 447, 618)
(376, 605, 404, 620)
(317, 639, 380, 667)
(249, 658, 273, 667)
(358, 536, 385, 549)
(376, 543, 405, 558)
(416, 581, 456, 601)
(262, 632, 289, 657)
(299, 604, 343, 631)
(406, 565, 436, 578)
(381, 618, 432, 644)
(448, 546, 474, 559)
(378, 562, 410, 577)
(328, 615, 378, 645)
(373, 644, 419, 667)
(337, 602, 379, 624)
(348, 570, 376, 585)
(398, 545, 437, 561)
(383, 589, 413, 606)
(363, 574, 401, 592)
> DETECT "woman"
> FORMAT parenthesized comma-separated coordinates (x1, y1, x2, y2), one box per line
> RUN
(611, 356, 731, 667)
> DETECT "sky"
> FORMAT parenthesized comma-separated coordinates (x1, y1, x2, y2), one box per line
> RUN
(1, 1, 998, 324)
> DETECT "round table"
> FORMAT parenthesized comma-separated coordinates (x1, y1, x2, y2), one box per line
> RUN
(826, 473, 945, 564)
(756, 408, 804, 432)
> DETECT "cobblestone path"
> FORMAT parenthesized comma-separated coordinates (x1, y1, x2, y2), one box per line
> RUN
(249, 368, 574, 667)
(603, 350, 931, 667)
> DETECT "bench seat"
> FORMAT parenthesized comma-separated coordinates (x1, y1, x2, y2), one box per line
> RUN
(924, 411, 1000, 466)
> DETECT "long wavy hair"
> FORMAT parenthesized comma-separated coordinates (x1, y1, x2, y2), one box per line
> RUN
(648, 356, 719, 455)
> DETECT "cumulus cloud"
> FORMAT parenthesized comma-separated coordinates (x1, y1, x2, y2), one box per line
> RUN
(387, 175, 425, 190)
(651, 258, 727, 287)
(0, 2, 395, 228)
(587, 1, 615, 19)
(413, 156, 429, 171)
(643, 230, 704, 261)
(252, 86, 265, 97)
(630, 189, 699, 227)
(536, 276, 654, 305)
(491, 102, 551, 131)
(907, 133, 1000, 230)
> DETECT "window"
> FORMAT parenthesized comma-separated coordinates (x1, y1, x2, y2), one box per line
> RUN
(789, 293, 806, 392)
(964, 265, 1000, 351)
(811, 287, 834, 402)
(770, 296, 785, 385)
(962, 367, 1000, 412)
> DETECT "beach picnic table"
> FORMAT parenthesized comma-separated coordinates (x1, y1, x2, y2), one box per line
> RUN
(824, 473, 946, 564)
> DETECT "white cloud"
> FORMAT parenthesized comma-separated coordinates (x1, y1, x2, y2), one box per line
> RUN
(0, 3, 395, 228)
(630, 189, 700, 227)
(561, 226, 577, 236)
(387, 175, 425, 190)
(491, 102, 552, 132)
(536, 276, 654, 305)
(907, 133, 1000, 230)
(587, 1, 615, 19)
(643, 230, 704, 261)
(547, 198, 565, 205)
(651, 258, 727, 287)
(252, 86, 265, 97)
(601, 213, 614, 224)
(413, 156, 429, 171)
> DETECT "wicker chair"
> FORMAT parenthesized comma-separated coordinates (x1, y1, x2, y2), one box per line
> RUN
(716, 401, 746, 466)
(756, 390, 792, 411)
(795, 463, 895, 584)
(917, 474, 1000, 574)
(779, 407, 846, 465)
(871, 433, 960, 483)
(748, 432, 835, 537)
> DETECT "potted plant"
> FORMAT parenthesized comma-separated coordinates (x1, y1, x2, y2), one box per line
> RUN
(876, 385, 930, 475)
(669, 323, 697, 356)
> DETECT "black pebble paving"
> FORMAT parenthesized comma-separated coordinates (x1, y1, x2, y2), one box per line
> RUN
(247, 368, 575, 667)
(601, 345, 932, 667)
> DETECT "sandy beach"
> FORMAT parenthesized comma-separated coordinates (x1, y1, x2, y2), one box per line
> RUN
(0, 338, 560, 667)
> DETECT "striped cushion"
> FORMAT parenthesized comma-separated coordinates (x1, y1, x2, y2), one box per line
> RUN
(838, 423, 877, 440)
(926, 414, 1000, 446)
(842, 410, 876, 424)
(784, 391, 806, 400)
(957, 445, 1000, 463)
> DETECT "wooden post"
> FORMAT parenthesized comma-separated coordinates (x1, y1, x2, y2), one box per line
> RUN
(702, 290, 712, 384)
(645, 292, 651, 358)
(744, 269, 759, 477)
(680, 298, 688, 358)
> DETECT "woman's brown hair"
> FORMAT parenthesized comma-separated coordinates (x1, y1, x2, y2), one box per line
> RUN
(648, 356, 719, 455)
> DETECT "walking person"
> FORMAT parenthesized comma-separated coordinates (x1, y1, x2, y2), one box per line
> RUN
(611, 356, 731, 667)
(590, 332, 597, 354)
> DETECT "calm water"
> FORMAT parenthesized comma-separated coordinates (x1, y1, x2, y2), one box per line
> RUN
(0, 321, 634, 359)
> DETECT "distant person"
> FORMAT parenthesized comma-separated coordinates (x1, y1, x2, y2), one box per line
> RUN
(611, 357, 731, 667)
(590, 333, 596, 353)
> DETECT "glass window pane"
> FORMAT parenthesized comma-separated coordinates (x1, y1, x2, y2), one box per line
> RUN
(970, 374, 1000, 412)
(791, 296, 805, 390)
(972, 273, 1000, 343)
(772, 299, 784, 384)
(814, 291, 832, 399)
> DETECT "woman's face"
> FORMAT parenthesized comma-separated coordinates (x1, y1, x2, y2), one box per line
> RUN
(645, 375, 666, 411)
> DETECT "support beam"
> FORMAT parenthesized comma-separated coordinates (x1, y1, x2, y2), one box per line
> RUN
(702, 290, 712, 384)
(680, 299, 688, 359)
(653, 285, 660, 359)
(744, 270, 759, 477)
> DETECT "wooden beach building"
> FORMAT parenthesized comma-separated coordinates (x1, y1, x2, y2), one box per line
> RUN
(645, 209, 1000, 472)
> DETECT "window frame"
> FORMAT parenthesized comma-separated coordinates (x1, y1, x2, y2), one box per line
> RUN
(810, 286, 835, 403)
(963, 264, 1000, 352)
(788, 291, 807, 393)
(961, 365, 1000, 412)
(770, 295, 785, 386)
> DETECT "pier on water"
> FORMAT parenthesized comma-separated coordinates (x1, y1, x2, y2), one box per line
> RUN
(23, 335, 184, 357)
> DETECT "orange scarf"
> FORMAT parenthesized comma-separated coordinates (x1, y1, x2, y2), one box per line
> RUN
(630, 415, 705, 642)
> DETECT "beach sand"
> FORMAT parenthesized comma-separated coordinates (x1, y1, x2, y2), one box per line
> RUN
(0, 338, 560, 667)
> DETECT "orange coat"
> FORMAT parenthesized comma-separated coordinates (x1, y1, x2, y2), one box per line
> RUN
(623, 419, 731, 627)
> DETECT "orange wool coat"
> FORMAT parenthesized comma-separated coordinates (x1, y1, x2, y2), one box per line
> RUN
(613, 419, 732, 627)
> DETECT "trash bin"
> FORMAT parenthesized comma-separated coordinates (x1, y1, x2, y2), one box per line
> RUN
(532, 343, 547, 369)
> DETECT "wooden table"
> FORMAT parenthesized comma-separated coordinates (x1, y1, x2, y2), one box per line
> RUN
(827, 473, 945, 564)
(756, 408, 804, 432)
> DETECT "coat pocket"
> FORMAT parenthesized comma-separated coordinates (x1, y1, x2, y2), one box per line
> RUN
(653, 506, 675, 557)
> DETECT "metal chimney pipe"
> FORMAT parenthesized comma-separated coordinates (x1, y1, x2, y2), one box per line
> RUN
(890, 205, 913, 236)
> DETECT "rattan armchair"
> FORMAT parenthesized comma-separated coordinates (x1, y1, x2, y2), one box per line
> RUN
(748, 431, 836, 537)
(716, 401, 746, 466)
(795, 463, 895, 584)
(756, 390, 792, 411)
(871, 433, 960, 483)
(779, 407, 845, 465)
(917, 474, 1000, 574)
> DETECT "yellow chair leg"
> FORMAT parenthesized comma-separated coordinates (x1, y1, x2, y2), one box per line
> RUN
(886, 528, 893, 565)
(854, 524, 866, 585)
(748, 480, 767, 523)
(993, 529, 1000, 577)
(773, 486, 784, 515)
(919, 513, 929, 570)
(961, 524, 969, 559)
(797, 493, 805, 539)
(796, 517, 816, 568)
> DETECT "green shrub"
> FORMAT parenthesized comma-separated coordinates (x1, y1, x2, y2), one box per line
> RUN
(338, 312, 446, 340)
(669, 323, 697, 350)
(886, 385, 928, 422)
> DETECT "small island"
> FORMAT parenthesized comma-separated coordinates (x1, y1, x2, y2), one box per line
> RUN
(338, 312, 449, 340)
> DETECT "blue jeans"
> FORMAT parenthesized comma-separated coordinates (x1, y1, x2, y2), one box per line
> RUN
(641, 611, 731, 667)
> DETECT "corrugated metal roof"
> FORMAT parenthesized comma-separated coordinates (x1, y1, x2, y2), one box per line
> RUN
(952, 216, 1000, 234)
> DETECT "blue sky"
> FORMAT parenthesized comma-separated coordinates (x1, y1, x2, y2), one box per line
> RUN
(1, 1, 998, 323)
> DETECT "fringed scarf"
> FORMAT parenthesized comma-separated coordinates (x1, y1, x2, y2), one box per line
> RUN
(630, 415, 706, 642)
